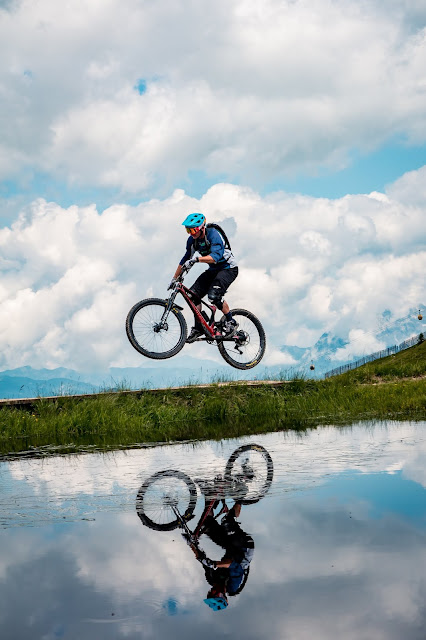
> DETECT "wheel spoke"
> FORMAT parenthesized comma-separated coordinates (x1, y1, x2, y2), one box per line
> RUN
(225, 445, 273, 503)
(218, 310, 265, 369)
(136, 470, 197, 531)
(126, 299, 187, 359)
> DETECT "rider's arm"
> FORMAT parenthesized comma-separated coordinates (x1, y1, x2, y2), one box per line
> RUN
(178, 237, 194, 267)
(173, 254, 214, 276)
(192, 543, 230, 568)
(214, 557, 232, 568)
(198, 255, 215, 264)
(195, 229, 222, 264)
(173, 264, 184, 279)
(173, 237, 194, 278)
(207, 229, 225, 264)
(177, 235, 216, 269)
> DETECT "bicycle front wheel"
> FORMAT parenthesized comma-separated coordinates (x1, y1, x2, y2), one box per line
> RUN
(224, 444, 273, 504)
(217, 309, 266, 370)
(126, 298, 187, 359)
(136, 470, 197, 531)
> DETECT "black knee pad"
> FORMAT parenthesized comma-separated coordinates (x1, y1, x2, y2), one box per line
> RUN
(208, 285, 223, 310)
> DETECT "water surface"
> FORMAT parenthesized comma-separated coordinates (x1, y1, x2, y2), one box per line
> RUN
(1, 420, 425, 639)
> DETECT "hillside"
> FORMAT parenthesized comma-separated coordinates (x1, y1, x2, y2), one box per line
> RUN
(341, 339, 426, 383)
(0, 339, 424, 459)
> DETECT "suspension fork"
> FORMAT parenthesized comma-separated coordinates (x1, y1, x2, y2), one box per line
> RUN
(171, 504, 193, 536)
(172, 497, 222, 546)
(159, 288, 182, 326)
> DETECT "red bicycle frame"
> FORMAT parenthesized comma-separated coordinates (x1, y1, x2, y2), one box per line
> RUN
(174, 281, 222, 340)
(173, 487, 226, 543)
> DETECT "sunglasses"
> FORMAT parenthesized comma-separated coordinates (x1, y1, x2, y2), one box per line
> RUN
(186, 226, 202, 235)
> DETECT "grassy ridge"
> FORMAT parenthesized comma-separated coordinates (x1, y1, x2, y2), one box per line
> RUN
(341, 338, 426, 382)
(0, 342, 425, 456)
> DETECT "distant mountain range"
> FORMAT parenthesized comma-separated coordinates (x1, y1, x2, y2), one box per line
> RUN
(280, 306, 425, 376)
(0, 356, 259, 399)
(0, 307, 424, 399)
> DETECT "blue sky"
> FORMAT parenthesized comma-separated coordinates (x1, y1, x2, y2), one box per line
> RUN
(2, 0, 426, 211)
(264, 139, 426, 199)
(0, 0, 425, 373)
(2, 137, 426, 220)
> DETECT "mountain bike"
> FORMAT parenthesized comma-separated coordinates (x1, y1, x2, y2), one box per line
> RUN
(135, 444, 273, 533)
(125, 264, 266, 370)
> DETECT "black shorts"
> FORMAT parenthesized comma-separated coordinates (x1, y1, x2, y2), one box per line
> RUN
(189, 267, 238, 305)
(203, 514, 254, 555)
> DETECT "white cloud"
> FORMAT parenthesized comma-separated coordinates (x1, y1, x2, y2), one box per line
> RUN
(387, 165, 426, 206)
(0, 166, 425, 371)
(1, 0, 426, 192)
(334, 329, 386, 362)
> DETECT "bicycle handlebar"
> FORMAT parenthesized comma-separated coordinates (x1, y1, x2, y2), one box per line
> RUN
(169, 255, 201, 291)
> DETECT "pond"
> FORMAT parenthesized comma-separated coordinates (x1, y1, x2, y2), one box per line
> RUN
(1, 420, 425, 639)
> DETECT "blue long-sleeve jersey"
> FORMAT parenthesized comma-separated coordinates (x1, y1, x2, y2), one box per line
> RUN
(179, 227, 237, 271)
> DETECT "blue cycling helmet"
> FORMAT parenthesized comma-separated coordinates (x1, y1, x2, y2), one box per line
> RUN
(203, 596, 228, 611)
(182, 212, 206, 228)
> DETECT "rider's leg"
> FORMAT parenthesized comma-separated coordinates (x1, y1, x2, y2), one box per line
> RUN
(217, 500, 229, 516)
(186, 271, 215, 343)
(207, 268, 239, 336)
(221, 301, 237, 336)
(202, 515, 230, 549)
(231, 501, 242, 518)
(207, 268, 238, 313)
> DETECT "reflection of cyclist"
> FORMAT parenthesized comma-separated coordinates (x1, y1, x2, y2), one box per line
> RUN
(169, 213, 239, 343)
(184, 501, 254, 612)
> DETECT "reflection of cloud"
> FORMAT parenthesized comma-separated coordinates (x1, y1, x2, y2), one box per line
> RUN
(0, 528, 48, 580)
(244, 496, 426, 640)
(4, 421, 426, 529)
(1, 442, 426, 639)
(69, 514, 204, 601)
(399, 447, 426, 488)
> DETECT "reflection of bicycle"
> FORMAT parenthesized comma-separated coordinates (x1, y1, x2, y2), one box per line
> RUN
(126, 264, 266, 370)
(136, 444, 273, 534)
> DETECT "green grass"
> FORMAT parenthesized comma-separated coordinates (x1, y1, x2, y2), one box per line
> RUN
(0, 342, 425, 457)
(340, 338, 426, 383)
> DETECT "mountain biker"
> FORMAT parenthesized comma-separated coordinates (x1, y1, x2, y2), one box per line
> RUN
(183, 501, 254, 611)
(169, 213, 239, 343)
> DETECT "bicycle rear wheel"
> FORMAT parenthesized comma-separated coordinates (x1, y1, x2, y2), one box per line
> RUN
(136, 470, 197, 531)
(224, 444, 273, 504)
(126, 298, 187, 359)
(217, 309, 266, 370)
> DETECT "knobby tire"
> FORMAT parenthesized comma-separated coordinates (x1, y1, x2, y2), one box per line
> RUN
(218, 309, 266, 370)
(126, 298, 187, 360)
(136, 470, 197, 531)
(224, 444, 273, 504)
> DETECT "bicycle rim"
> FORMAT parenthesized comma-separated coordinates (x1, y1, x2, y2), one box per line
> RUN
(126, 298, 187, 359)
(218, 309, 266, 370)
(224, 444, 273, 504)
(136, 470, 197, 531)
